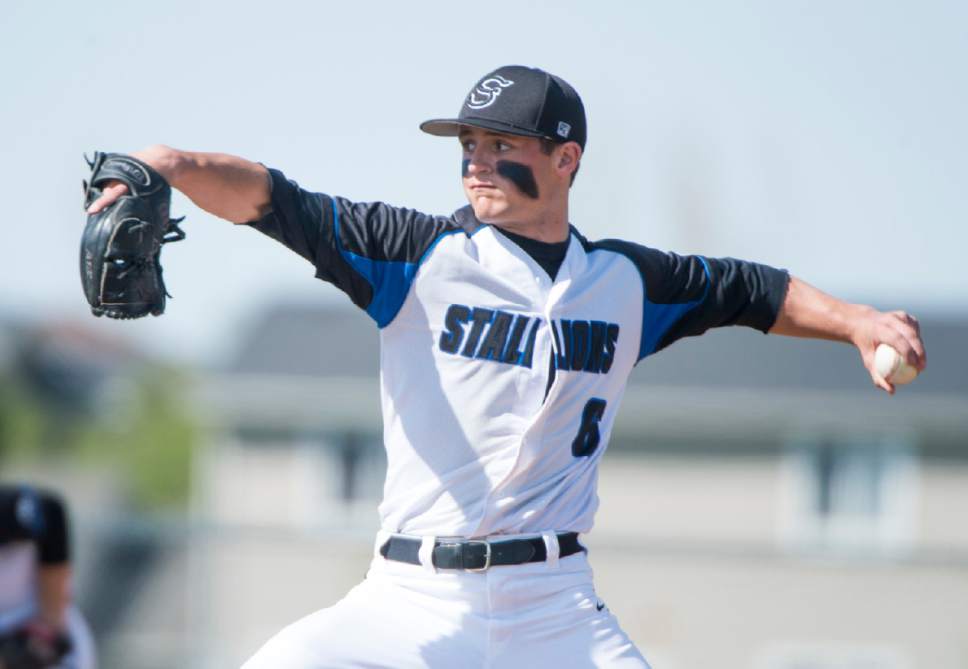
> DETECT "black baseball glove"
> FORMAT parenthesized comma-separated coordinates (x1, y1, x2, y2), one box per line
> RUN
(80, 152, 185, 319)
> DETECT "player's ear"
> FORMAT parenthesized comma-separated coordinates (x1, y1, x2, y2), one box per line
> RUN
(555, 142, 582, 178)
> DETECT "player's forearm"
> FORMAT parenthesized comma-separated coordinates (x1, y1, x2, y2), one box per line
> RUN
(134, 145, 272, 224)
(36, 564, 71, 631)
(768, 275, 871, 345)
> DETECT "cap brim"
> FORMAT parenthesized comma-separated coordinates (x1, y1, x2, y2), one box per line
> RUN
(419, 117, 548, 140)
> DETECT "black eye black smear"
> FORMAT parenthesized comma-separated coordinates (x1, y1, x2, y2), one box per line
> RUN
(461, 159, 470, 178)
(496, 161, 539, 199)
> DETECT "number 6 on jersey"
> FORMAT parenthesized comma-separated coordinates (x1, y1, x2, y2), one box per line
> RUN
(572, 398, 607, 457)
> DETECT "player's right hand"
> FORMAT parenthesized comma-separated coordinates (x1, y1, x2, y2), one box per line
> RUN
(853, 308, 926, 394)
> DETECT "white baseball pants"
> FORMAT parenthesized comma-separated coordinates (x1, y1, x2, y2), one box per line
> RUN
(242, 533, 650, 668)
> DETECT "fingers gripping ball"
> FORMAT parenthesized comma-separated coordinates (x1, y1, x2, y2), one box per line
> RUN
(874, 343, 918, 386)
(79, 152, 186, 319)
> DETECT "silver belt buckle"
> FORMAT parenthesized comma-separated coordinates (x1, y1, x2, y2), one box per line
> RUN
(465, 539, 492, 572)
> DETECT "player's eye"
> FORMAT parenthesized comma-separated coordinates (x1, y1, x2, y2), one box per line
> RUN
(495, 140, 512, 152)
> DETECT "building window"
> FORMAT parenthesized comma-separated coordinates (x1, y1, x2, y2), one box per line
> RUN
(779, 433, 918, 557)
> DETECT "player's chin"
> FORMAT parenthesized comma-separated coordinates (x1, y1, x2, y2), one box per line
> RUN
(468, 195, 512, 224)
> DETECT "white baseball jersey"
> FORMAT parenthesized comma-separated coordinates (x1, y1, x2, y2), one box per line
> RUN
(249, 170, 788, 539)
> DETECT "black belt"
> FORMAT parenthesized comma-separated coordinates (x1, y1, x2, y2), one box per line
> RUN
(379, 532, 584, 571)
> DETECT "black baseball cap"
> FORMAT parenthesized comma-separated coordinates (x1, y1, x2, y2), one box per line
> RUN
(420, 65, 587, 150)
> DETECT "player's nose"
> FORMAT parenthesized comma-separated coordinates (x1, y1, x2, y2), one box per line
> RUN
(464, 153, 493, 176)
(464, 150, 493, 176)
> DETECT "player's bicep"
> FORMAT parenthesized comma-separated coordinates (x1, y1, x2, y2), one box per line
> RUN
(597, 240, 788, 360)
(648, 254, 790, 356)
(244, 168, 455, 325)
(324, 198, 460, 327)
(246, 168, 328, 265)
(635, 250, 710, 359)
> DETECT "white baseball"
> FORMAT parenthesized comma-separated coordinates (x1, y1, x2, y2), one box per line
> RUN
(874, 343, 918, 385)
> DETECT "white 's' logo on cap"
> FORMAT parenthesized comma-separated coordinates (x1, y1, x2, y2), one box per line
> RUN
(557, 121, 571, 138)
(466, 75, 514, 110)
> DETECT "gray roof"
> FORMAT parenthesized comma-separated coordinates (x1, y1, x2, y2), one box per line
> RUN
(226, 303, 967, 396)
(229, 304, 380, 378)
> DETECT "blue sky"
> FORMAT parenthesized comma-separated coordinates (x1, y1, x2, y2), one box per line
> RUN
(1, 0, 964, 363)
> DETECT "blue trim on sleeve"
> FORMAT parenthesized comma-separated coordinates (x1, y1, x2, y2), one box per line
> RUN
(638, 256, 711, 360)
(332, 197, 462, 328)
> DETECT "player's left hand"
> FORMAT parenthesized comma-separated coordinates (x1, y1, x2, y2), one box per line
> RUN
(851, 308, 926, 394)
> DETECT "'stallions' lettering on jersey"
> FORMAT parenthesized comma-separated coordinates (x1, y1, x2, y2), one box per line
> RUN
(439, 305, 540, 368)
(439, 305, 620, 374)
(551, 320, 620, 374)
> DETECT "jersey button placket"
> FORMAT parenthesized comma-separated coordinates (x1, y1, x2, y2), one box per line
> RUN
(541, 281, 570, 396)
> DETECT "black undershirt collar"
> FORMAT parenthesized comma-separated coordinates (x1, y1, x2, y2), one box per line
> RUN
(494, 227, 570, 281)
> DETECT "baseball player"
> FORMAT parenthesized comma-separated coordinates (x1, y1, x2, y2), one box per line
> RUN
(87, 65, 926, 668)
(0, 485, 95, 669)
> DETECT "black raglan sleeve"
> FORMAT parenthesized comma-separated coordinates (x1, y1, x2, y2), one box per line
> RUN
(246, 168, 462, 327)
(595, 240, 790, 361)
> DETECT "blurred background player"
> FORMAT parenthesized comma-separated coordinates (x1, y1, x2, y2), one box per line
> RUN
(0, 485, 95, 669)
